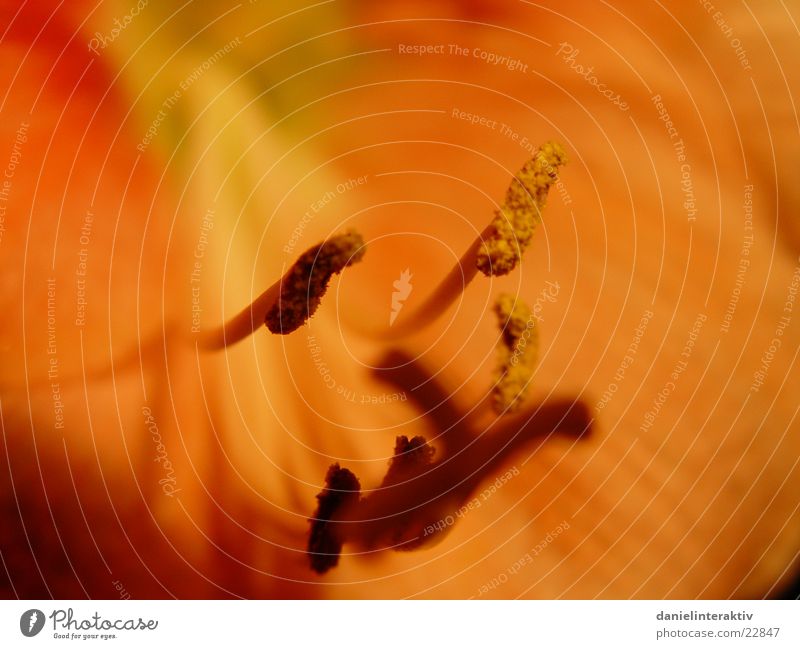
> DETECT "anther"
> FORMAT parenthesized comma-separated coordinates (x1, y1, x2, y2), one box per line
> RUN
(307, 463, 362, 574)
(476, 141, 567, 276)
(492, 293, 538, 414)
(266, 229, 366, 334)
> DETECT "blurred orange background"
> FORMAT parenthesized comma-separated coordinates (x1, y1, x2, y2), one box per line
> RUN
(1, 0, 799, 598)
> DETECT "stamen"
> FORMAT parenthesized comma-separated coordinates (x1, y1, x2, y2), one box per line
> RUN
(492, 293, 538, 414)
(374, 142, 566, 338)
(476, 141, 568, 277)
(307, 463, 361, 574)
(24, 231, 367, 384)
(378, 435, 435, 487)
(265, 229, 366, 335)
(306, 395, 591, 568)
(198, 229, 365, 349)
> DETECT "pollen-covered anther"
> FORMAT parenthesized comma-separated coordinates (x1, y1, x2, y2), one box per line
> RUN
(265, 229, 366, 334)
(379, 435, 435, 487)
(307, 463, 362, 574)
(492, 293, 539, 414)
(476, 141, 568, 276)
